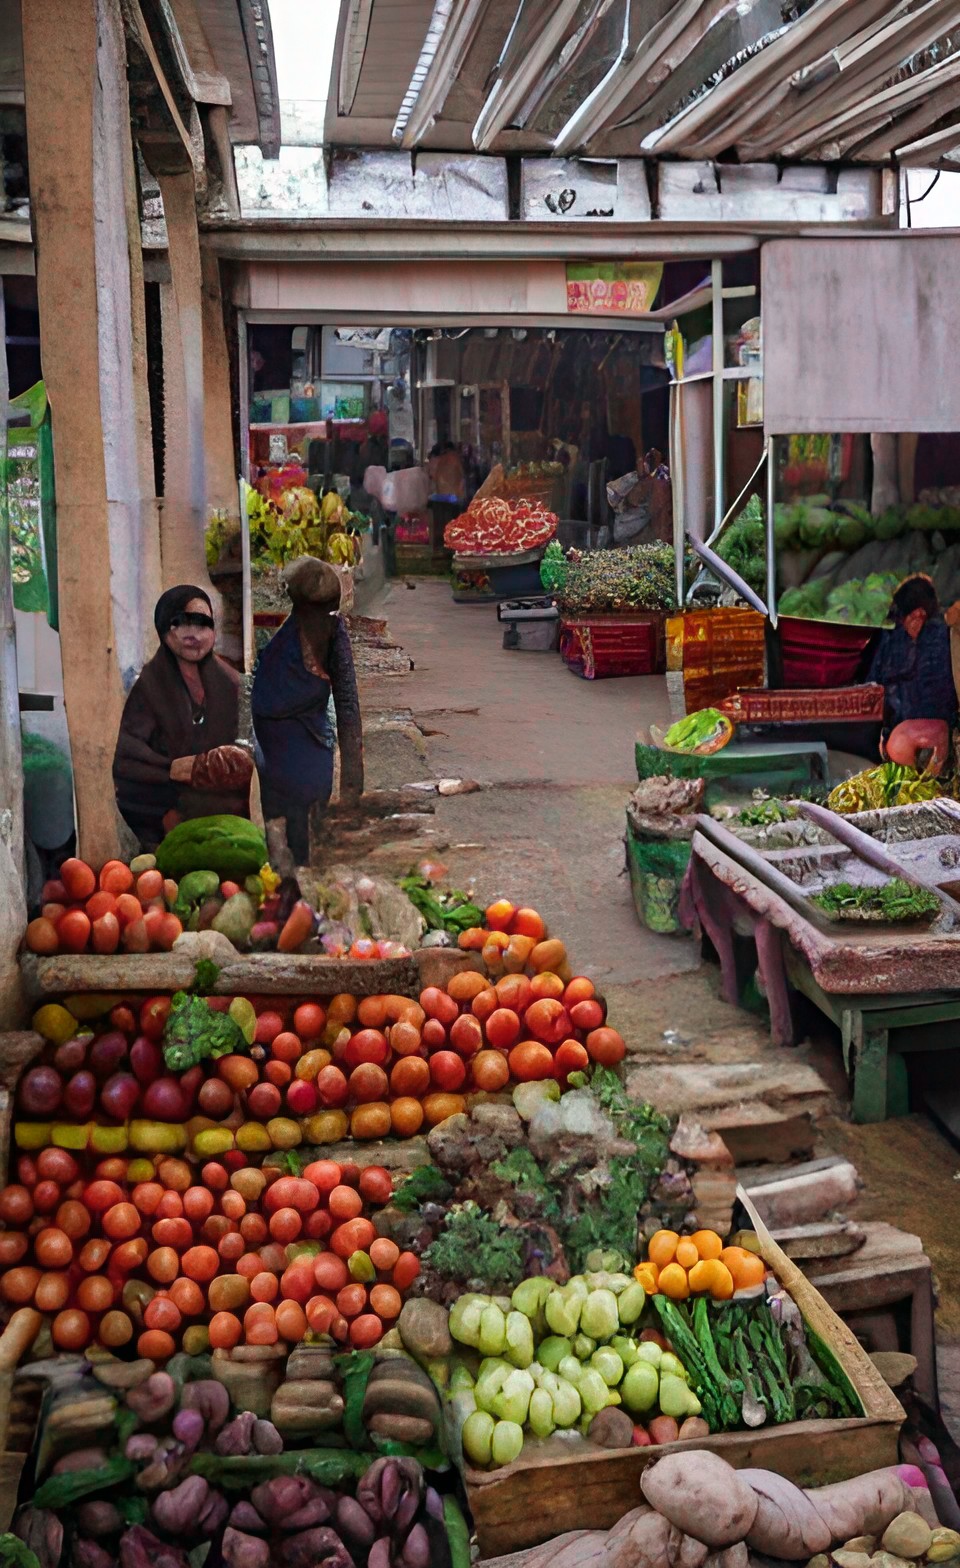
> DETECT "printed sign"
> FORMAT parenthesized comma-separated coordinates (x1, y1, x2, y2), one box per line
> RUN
(566, 262, 663, 316)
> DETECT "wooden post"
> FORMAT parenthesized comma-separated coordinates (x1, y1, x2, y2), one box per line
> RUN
(157, 169, 214, 593)
(22, 0, 157, 864)
(0, 279, 28, 1028)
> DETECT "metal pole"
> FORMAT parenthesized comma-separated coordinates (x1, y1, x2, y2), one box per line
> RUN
(711, 257, 724, 538)
(766, 435, 777, 629)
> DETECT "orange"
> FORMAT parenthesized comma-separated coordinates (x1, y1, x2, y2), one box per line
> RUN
(485, 899, 516, 932)
(390, 1056, 430, 1097)
(720, 1247, 766, 1291)
(447, 970, 491, 1003)
(691, 1229, 723, 1261)
(675, 1238, 699, 1271)
(528, 973, 564, 1002)
(647, 1230, 680, 1269)
(349, 1102, 392, 1141)
(390, 1098, 424, 1137)
(634, 1261, 659, 1294)
(658, 1263, 690, 1300)
(688, 1259, 734, 1299)
(421, 1092, 466, 1127)
(511, 907, 546, 941)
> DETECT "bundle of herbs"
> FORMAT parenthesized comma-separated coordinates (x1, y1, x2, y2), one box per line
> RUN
(399, 872, 483, 936)
(556, 543, 676, 615)
(812, 877, 939, 923)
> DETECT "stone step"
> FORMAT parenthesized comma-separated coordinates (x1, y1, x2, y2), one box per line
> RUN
(626, 1059, 833, 1120)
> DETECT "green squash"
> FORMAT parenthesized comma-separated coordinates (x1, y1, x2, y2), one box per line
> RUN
(155, 815, 267, 882)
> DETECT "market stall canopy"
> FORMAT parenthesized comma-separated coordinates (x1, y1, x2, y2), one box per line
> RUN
(762, 234, 960, 434)
(325, 0, 960, 168)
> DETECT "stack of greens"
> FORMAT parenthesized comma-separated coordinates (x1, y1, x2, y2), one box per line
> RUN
(778, 571, 899, 626)
(812, 877, 939, 922)
(399, 874, 483, 935)
(556, 543, 676, 615)
(714, 496, 766, 593)
(652, 1294, 860, 1432)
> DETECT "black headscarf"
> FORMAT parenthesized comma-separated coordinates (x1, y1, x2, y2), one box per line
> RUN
(154, 585, 214, 640)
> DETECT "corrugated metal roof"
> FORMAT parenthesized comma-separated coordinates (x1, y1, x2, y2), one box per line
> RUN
(324, 0, 960, 165)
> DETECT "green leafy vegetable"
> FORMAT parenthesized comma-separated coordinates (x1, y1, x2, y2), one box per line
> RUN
(736, 798, 797, 827)
(812, 877, 938, 922)
(335, 1349, 376, 1449)
(192, 959, 221, 995)
(560, 1070, 671, 1271)
(393, 1164, 455, 1213)
(0, 1536, 41, 1568)
(424, 1203, 525, 1290)
(489, 1148, 560, 1223)
(34, 1457, 133, 1509)
(162, 991, 245, 1072)
(664, 709, 730, 753)
(557, 543, 676, 615)
(191, 1449, 372, 1488)
(400, 873, 483, 935)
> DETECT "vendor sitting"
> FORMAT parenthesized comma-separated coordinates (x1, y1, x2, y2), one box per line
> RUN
(113, 585, 253, 849)
(867, 574, 957, 772)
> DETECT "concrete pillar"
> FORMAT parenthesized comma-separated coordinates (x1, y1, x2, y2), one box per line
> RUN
(871, 434, 900, 515)
(22, 0, 160, 863)
(157, 169, 215, 593)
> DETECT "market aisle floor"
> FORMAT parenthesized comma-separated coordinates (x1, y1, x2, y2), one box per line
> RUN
(360, 578, 693, 991)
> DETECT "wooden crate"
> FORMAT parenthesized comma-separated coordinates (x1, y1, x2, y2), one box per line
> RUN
(0, 1375, 43, 1530)
(464, 1188, 904, 1558)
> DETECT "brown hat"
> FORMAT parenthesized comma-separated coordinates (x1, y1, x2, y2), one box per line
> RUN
(282, 556, 342, 607)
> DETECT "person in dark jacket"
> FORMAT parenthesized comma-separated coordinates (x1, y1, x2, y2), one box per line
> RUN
(251, 557, 364, 865)
(868, 574, 957, 737)
(113, 585, 253, 848)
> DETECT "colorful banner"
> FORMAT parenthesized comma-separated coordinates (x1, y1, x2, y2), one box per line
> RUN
(566, 262, 663, 316)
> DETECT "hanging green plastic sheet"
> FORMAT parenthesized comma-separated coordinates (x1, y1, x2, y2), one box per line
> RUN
(4, 381, 58, 629)
(625, 816, 692, 935)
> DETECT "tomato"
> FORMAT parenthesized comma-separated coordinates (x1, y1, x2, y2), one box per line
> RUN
(314, 1065, 349, 1109)
(302, 1160, 342, 1194)
(57, 909, 91, 953)
(450, 1014, 483, 1058)
(24, 917, 58, 954)
(0, 1185, 33, 1225)
(421, 1018, 447, 1050)
(348, 1063, 389, 1104)
(585, 1026, 626, 1065)
(293, 1002, 326, 1041)
(84, 1179, 124, 1213)
(390, 1098, 424, 1137)
(484, 1008, 521, 1050)
(275, 1299, 307, 1343)
(392, 1252, 421, 1291)
(336, 1282, 368, 1319)
(99, 860, 134, 895)
(554, 1039, 590, 1082)
(37, 1149, 78, 1185)
(484, 899, 516, 933)
(115, 894, 144, 929)
(85, 890, 119, 921)
(419, 988, 458, 1026)
(563, 977, 596, 1007)
(254, 1011, 284, 1045)
(358, 1166, 393, 1206)
(140, 996, 172, 1042)
(91, 912, 120, 954)
(523, 998, 571, 1046)
(60, 858, 96, 901)
(494, 974, 533, 1014)
(569, 999, 605, 1031)
(329, 1217, 376, 1259)
(344, 1029, 389, 1069)
(471, 1049, 510, 1092)
(430, 1051, 466, 1092)
(511, 907, 546, 940)
(103, 1202, 141, 1240)
(34, 1227, 73, 1268)
(508, 1041, 555, 1081)
(52, 1308, 92, 1351)
(271, 1031, 302, 1064)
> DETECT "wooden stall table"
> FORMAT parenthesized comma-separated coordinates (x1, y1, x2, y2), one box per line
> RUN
(682, 818, 960, 1122)
(637, 737, 830, 810)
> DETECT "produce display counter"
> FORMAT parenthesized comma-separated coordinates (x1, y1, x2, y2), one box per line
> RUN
(461, 1193, 904, 1559)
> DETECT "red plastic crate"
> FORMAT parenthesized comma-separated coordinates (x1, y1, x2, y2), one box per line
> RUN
(777, 616, 877, 689)
(559, 614, 666, 679)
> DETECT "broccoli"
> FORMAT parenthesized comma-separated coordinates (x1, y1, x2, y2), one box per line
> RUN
(161, 991, 245, 1072)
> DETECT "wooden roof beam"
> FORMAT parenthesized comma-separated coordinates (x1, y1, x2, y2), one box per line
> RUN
(552, 0, 728, 154)
(596, 0, 786, 148)
(852, 77, 960, 157)
(897, 114, 960, 163)
(736, 0, 955, 159)
(643, 0, 913, 157)
(338, 0, 375, 117)
(781, 49, 960, 156)
(472, 0, 586, 151)
(393, 0, 493, 148)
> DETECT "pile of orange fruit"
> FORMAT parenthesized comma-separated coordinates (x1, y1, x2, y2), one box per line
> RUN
(634, 1228, 768, 1301)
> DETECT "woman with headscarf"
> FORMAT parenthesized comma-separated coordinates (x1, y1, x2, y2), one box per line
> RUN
(252, 557, 364, 865)
(113, 586, 253, 848)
